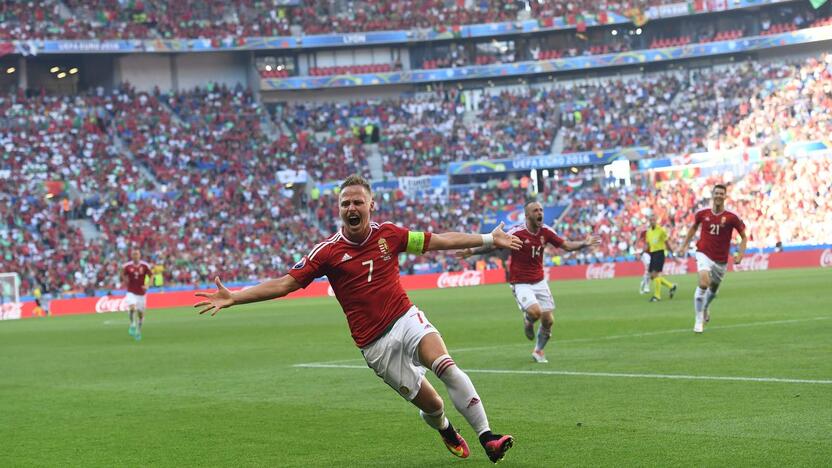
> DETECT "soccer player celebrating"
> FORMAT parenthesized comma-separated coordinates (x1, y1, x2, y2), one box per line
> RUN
(645, 213, 678, 302)
(122, 249, 152, 341)
(194, 175, 521, 463)
(679, 184, 748, 333)
(458, 200, 600, 363)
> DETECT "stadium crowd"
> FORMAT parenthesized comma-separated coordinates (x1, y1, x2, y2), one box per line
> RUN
(7, 0, 825, 40)
(3, 51, 832, 297)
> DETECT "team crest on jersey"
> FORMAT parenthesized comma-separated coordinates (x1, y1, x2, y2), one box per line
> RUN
(720, 216, 726, 225)
(540, 236, 544, 244)
(705, 217, 710, 222)
(378, 238, 392, 261)
(292, 257, 306, 269)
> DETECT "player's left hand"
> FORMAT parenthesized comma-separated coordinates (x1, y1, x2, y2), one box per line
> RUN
(583, 234, 601, 248)
(492, 222, 523, 250)
(734, 253, 743, 264)
(194, 276, 234, 316)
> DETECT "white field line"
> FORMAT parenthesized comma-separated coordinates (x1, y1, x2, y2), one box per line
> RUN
(292, 363, 832, 385)
(449, 316, 832, 354)
(298, 316, 831, 366)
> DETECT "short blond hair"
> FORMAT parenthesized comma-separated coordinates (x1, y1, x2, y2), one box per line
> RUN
(340, 175, 372, 194)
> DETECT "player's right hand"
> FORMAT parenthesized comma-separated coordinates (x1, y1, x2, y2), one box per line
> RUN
(194, 276, 234, 316)
(455, 249, 472, 259)
(492, 222, 523, 250)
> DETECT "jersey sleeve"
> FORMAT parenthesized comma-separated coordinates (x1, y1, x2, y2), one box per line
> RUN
(694, 209, 704, 224)
(544, 227, 565, 248)
(287, 247, 329, 288)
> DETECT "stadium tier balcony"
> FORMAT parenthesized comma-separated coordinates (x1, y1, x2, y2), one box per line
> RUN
(308, 64, 394, 76)
(759, 22, 799, 35)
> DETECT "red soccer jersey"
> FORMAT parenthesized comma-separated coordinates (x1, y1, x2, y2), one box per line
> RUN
(123, 261, 152, 295)
(288, 222, 432, 348)
(694, 208, 746, 263)
(506, 224, 565, 284)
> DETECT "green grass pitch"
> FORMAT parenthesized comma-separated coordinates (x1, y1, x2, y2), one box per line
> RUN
(2, 268, 831, 467)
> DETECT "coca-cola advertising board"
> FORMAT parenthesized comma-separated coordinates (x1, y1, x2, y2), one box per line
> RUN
(9, 248, 829, 319)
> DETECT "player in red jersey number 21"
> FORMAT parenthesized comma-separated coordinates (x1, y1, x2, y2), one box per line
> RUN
(194, 175, 522, 463)
(679, 184, 748, 333)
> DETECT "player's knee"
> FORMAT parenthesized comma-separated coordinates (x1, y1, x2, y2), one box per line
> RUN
(698, 275, 710, 289)
(540, 312, 554, 329)
(526, 305, 542, 320)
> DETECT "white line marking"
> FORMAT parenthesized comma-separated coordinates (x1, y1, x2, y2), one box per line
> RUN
(293, 363, 832, 385)
(448, 316, 832, 354)
(292, 316, 832, 372)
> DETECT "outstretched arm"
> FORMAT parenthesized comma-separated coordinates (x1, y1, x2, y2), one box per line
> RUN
(560, 234, 601, 252)
(456, 245, 496, 259)
(194, 275, 302, 316)
(429, 222, 522, 253)
(680, 222, 700, 254)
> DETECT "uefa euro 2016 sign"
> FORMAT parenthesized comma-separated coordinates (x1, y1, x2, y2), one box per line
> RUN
(449, 147, 649, 175)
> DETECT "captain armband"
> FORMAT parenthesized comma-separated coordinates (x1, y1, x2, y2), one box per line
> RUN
(406, 231, 426, 254)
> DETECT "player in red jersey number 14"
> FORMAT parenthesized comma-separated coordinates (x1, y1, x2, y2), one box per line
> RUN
(194, 175, 522, 463)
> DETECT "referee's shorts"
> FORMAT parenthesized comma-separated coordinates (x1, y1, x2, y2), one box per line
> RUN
(648, 250, 666, 273)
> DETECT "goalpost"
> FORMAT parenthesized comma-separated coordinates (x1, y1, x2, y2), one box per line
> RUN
(0, 272, 20, 304)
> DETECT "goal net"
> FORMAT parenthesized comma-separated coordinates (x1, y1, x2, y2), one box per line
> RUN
(0, 272, 20, 304)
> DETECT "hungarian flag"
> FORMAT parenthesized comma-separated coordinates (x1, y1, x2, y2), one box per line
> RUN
(0, 42, 14, 58)
(539, 17, 554, 28)
(576, 14, 587, 33)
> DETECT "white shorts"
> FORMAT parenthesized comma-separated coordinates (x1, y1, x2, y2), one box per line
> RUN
(124, 292, 147, 311)
(695, 252, 727, 285)
(641, 252, 651, 267)
(360, 306, 439, 401)
(511, 280, 555, 313)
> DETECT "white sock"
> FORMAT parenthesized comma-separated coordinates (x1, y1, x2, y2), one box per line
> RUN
(419, 406, 449, 431)
(641, 273, 650, 290)
(535, 324, 552, 352)
(129, 311, 135, 327)
(694, 287, 707, 323)
(431, 354, 490, 436)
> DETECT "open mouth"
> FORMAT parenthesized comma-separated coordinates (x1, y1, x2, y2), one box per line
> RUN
(537, 216, 543, 223)
(347, 214, 361, 227)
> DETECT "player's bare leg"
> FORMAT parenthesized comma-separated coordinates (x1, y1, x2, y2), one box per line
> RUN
(523, 303, 542, 341)
(693, 270, 711, 333)
(128, 306, 136, 336)
(417, 332, 513, 463)
(412, 378, 469, 458)
(532, 310, 553, 363)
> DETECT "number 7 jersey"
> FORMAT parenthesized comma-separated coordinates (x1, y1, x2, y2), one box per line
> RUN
(694, 208, 746, 263)
(288, 222, 432, 348)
